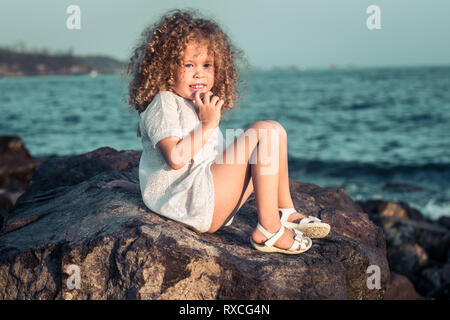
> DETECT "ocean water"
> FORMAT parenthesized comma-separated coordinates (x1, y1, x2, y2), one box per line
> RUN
(1, 66, 449, 220)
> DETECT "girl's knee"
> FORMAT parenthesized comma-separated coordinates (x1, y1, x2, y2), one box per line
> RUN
(264, 120, 287, 138)
(251, 121, 286, 141)
(248, 121, 281, 137)
(248, 121, 272, 131)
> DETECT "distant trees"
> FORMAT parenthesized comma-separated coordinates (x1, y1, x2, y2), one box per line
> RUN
(0, 44, 125, 77)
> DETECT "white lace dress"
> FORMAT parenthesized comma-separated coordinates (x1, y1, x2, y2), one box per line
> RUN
(138, 91, 225, 232)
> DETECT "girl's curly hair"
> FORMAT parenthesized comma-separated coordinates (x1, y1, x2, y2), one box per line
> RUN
(126, 8, 247, 118)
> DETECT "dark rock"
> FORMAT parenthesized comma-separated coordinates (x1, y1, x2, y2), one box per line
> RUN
(0, 136, 44, 215)
(22, 146, 141, 194)
(412, 263, 450, 299)
(387, 243, 428, 277)
(356, 200, 426, 221)
(357, 200, 426, 222)
(0, 136, 42, 190)
(0, 208, 7, 231)
(383, 272, 422, 300)
(442, 263, 450, 283)
(359, 199, 450, 299)
(0, 147, 390, 300)
(0, 193, 13, 212)
(438, 216, 450, 230)
(0, 136, 32, 158)
(11, 147, 141, 213)
(418, 266, 442, 295)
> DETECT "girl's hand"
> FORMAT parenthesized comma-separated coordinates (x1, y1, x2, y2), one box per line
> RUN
(194, 91, 223, 128)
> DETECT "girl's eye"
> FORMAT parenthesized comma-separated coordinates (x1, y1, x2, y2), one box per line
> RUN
(184, 63, 212, 68)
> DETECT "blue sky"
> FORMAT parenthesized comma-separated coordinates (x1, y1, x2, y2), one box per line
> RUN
(1, 0, 449, 68)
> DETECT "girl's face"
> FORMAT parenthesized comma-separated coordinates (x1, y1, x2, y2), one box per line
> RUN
(173, 41, 214, 101)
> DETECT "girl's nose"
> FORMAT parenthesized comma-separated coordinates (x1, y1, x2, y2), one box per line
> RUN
(193, 67, 204, 78)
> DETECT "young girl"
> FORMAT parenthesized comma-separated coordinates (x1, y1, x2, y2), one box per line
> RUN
(106, 9, 330, 254)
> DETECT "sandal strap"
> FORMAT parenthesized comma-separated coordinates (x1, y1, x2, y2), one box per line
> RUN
(300, 216, 322, 225)
(289, 229, 302, 251)
(280, 208, 320, 226)
(293, 229, 309, 249)
(279, 207, 297, 223)
(256, 223, 274, 238)
(257, 222, 310, 252)
(256, 223, 285, 247)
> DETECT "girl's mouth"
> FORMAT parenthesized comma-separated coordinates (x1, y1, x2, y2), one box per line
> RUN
(189, 84, 206, 91)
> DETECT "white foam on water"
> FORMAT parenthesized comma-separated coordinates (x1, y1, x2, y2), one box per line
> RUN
(421, 198, 450, 220)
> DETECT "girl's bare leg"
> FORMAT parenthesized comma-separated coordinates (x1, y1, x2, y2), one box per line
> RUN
(102, 120, 305, 226)
(264, 120, 307, 222)
(209, 121, 298, 250)
(222, 120, 305, 222)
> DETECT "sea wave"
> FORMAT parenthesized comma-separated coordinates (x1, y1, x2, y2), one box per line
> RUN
(288, 157, 450, 179)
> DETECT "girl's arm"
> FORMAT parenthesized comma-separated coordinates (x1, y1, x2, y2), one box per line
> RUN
(157, 91, 223, 170)
(157, 121, 217, 170)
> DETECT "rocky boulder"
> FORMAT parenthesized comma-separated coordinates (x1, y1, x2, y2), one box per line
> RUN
(0, 147, 390, 300)
(358, 200, 450, 299)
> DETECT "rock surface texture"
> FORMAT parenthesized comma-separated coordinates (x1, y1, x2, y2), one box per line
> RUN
(358, 200, 450, 299)
(0, 147, 390, 300)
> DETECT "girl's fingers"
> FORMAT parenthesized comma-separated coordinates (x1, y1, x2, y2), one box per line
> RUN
(194, 91, 203, 106)
(216, 100, 224, 115)
(204, 91, 213, 105)
(210, 96, 220, 106)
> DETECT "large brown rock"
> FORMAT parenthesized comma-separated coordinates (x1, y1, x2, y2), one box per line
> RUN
(383, 272, 422, 300)
(0, 147, 390, 300)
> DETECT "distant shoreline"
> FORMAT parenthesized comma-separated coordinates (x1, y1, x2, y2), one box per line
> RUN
(0, 48, 126, 77)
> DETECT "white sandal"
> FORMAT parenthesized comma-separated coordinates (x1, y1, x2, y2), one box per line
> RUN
(279, 208, 331, 239)
(250, 223, 312, 254)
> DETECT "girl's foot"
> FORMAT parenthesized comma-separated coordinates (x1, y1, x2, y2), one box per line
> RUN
(251, 223, 309, 250)
(279, 207, 331, 239)
(279, 209, 307, 224)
